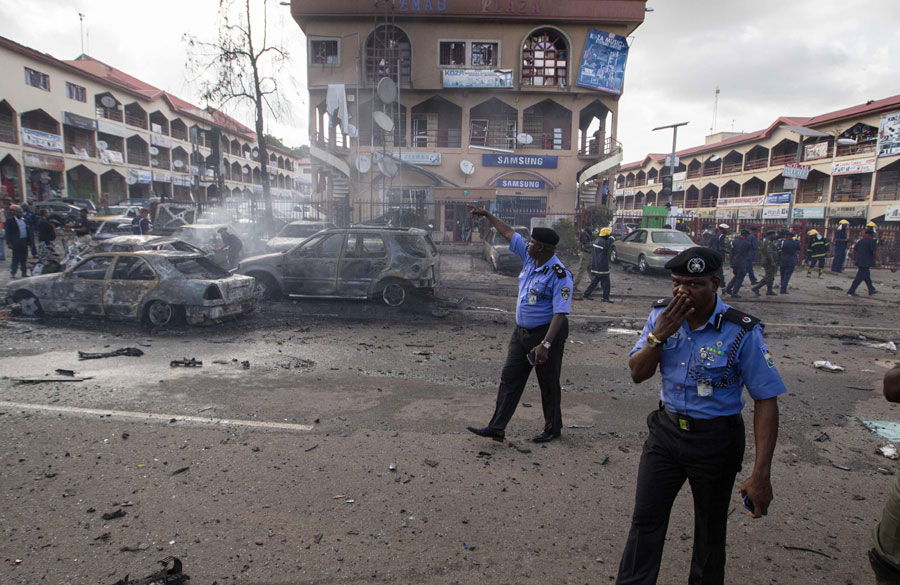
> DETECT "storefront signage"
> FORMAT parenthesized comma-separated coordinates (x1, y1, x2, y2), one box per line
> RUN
(782, 163, 811, 180)
(23, 152, 64, 172)
(100, 149, 124, 164)
(673, 171, 687, 181)
(152, 171, 172, 183)
(482, 154, 557, 168)
(827, 205, 866, 218)
(878, 111, 900, 158)
(128, 168, 152, 185)
(63, 112, 98, 131)
(576, 29, 629, 95)
(397, 0, 448, 13)
(715, 208, 736, 219)
(717, 195, 764, 207)
(885, 205, 900, 221)
(97, 119, 126, 138)
(804, 142, 829, 161)
(150, 134, 172, 148)
(393, 151, 442, 166)
(22, 128, 63, 152)
(738, 208, 761, 219)
(698, 209, 716, 219)
(497, 178, 546, 189)
(832, 157, 876, 176)
(765, 192, 791, 205)
(792, 206, 825, 219)
(442, 69, 513, 89)
(763, 207, 789, 219)
(173, 175, 192, 187)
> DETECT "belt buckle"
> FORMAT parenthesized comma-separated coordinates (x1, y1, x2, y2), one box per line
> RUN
(677, 416, 692, 431)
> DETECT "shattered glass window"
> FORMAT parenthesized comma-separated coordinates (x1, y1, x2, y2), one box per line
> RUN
(392, 234, 429, 258)
(168, 257, 230, 279)
(112, 257, 156, 281)
(294, 233, 343, 258)
(345, 233, 386, 258)
(72, 256, 113, 280)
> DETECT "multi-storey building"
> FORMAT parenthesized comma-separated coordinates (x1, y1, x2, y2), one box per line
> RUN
(0, 35, 307, 206)
(291, 0, 646, 241)
(613, 95, 900, 239)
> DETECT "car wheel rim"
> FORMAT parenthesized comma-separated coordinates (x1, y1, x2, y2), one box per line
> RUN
(20, 296, 40, 316)
(382, 283, 407, 307)
(148, 301, 173, 326)
(256, 280, 270, 299)
(639, 257, 647, 271)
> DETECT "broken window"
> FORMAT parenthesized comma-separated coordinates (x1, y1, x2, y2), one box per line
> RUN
(294, 233, 343, 258)
(345, 233, 387, 258)
(439, 41, 466, 66)
(73, 256, 113, 280)
(392, 234, 429, 258)
(310, 39, 340, 66)
(471, 42, 498, 67)
(521, 28, 568, 87)
(112, 257, 156, 281)
(169, 257, 230, 279)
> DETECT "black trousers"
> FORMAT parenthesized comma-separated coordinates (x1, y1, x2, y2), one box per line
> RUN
(725, 264, 746, 295)
(616, 407, 745, 585)
(779, 265, 795, 293)
(849, 266, 876, 294)
(808, 256, 825, 269)
(10, 242, 28, 277)
(583, 272, 610, 299)
(487, 319, 568, 435)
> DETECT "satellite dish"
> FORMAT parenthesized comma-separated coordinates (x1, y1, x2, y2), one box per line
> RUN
(374, 111, 394, 133)
(100, 96, 116, 108)
(173, 160, 184, 169)
(96, 140, 108, 151)
(459, 160, 476, 176)
(149, 146, 159, 155)
(372, 151, 384, 164)
(347, 124, 359, 138)
(837, 138, 857, 145)
(242, 167, 250, 174)
(150, 159, 159, 167)
(376, 77, 398, 104)
(377, 156, 399, 178)
(126, 175, 137, 185)
(516, 133, 534, 145)
(356, 155, 371, 174)
(252, 148, 259, 159)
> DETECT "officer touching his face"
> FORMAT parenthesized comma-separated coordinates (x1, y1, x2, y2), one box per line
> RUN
(615, 247, 787, 585)
(466, 204, 573, 444)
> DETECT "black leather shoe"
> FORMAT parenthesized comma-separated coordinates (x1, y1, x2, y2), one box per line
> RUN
(766, 291, 777, 296)
(532, 431, 561, 443)
(467, 426, 504, 442)
(751, 287, 760, 297)
(600, 298, 614, 303)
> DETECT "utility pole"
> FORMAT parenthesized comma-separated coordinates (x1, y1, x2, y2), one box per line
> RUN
(78, 12, 85, 55)
(652, 121, 689, 204)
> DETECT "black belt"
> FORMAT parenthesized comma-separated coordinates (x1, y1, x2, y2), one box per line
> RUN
(516, 323, 549, 335)
(659, 404, 740, 432)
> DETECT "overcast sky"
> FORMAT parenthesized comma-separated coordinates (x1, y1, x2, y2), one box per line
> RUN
(1, 0, 897, 161)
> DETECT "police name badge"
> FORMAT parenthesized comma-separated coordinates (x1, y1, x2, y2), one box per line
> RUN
(528, 290, 538, 305)
(698, 382, 713, 397)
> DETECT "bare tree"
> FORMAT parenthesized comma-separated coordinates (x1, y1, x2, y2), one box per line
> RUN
(185, 0, 289, 234)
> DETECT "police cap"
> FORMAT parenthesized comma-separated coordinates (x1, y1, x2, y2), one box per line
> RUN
(531, 227, 559, 246)
(664, 246, 723, 277)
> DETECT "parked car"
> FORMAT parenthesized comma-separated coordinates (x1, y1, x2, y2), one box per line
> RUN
(33, 201, 84, 228)
(610, 228, 697, 274)
(93, 218, 135, 240)
(266, 220, 335, 252)
(49, 198, 97, 213)
(115, 198, 158, 208)
(92, 205, 141, 223)
(482, 225, 530, 273)
(63, 234, 209, 270)
(237, 227, 440, 306)
(6, 251, 257, 327)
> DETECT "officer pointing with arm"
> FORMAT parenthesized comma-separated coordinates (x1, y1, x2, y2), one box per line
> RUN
(615, 247, 786, 585)
(465, 204, 573, 443)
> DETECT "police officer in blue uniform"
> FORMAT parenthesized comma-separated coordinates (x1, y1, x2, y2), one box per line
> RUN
(466, 204, 573, 443)
(615, 247, 786, 585)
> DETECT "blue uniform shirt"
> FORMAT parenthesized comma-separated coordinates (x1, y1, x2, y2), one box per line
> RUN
(510, 232, 573, 328)
(630, 295, 786, 419)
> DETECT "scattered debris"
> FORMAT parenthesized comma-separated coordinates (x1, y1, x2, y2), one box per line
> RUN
(171, 467, 190, 475)
(607, 328, 643, 336)
(241, 360, 251, 369)
(814, 432, 830, 442)
(514, 445, 532, 454)
(304, 444, 318, 452)
(782, 545, 835, 560)
(424, 459, 439, 468)
(568, 424, 594, 429)
(879, 444, 900, 460)
(846, 385, 874, 391)
(55, 369, 76, 376)
(276, 357, 315, 370)
(522, 403, 532, 408)
(405, 343, 435, 348)
(170, 358, 202, 367)
(865, 341, 898, 351)
(212, 359, 229, 365)
(78, 347, 144, 360)
(813, 360, 844, 372)
(13, 377, 93, 384)
(863, 420, 900, 442)
(313, 533, 324, 544)
(101, 508, 127, 521)
(111, 556, 188, 585)
(831, 463, 852, 471)
(389, 461, 397, 471)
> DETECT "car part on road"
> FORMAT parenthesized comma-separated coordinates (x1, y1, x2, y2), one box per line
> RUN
(170, 358, 202, 367)
(55, 369, 76, 376)
(812, 360, 844, 372)
(78, 347, 145, 360)
(111, 556, 189, 585)
(878, 444, 899, 460)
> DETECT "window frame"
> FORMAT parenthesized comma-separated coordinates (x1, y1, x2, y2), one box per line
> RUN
(437, 40, 468, 67)
(24, 67, 50, 91)
(309, 38, 341, 67)
(66, 82, 87, 102)
(436, 39, 501, 69)
(470, 41, 500, 67)
(520, 27, 570, 88)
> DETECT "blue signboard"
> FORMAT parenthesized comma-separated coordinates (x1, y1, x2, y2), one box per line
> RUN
(576, 29, 630, 95)
(765, 192, 792, 205)
(497, 178, 546, 189)
(482, 154, 558, 169)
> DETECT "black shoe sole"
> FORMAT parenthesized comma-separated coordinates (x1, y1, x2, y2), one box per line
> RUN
(467, 426, 504, 442)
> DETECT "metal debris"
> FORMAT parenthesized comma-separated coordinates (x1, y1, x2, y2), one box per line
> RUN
(111, 556, 188, 585)
(78, 347, 144, 360)
(814, 432, 830, 442)
(171, 467, 190, 475)
(101, 508, 127, 521)
(55, 369, 76, 376)
(170, 358, 202, 367)
(782, 545, 835, 560)
(879, 444, 900, 460)
(812, 360, 844, 372)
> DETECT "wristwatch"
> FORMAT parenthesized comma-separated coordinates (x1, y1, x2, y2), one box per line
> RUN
(541, 340, 552, 350)
(646, 333, 663, 348)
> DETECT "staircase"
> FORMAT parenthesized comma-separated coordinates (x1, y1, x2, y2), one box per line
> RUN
(331, 175, 350, 200)
(580, 183, 598, 206)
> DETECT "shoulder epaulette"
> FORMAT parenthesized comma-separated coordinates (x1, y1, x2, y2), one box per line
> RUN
(652, 297, 672, 308)
(552, 264, 567, 279)
(719, 307, 762, 331)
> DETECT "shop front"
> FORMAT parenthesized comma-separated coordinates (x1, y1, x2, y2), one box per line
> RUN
(126, 168, 153, 199)
(23, 151, 64, 201)
(152, 170, 173, 199)
(100, 170, 126, 204)
(65, 164, 98, 200)
(433, 186, 495, 243)
(1, 154, 22, 202)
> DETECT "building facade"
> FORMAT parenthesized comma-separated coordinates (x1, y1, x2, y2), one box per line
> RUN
(0, 35, 307, 206)
(291, 0, 645, 241)
(613, 95, 900, 239)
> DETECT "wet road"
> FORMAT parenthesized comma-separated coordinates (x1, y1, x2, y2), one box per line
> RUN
(1, 250, 899, 585)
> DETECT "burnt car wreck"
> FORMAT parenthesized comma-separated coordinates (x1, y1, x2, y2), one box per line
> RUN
(6, 251, 257, 327)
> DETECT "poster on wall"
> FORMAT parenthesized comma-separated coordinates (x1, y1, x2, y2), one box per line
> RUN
(442, 69, 513, 89)
(878, 111, 900, 158)
(885, 205, 900, 221)
(576, 29, 629, 94)
(832, 157, 876, 175)
(804, 142, 830, 161)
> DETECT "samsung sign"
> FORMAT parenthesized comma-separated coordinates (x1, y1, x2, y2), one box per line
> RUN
(482, 154, 558, 168)
(497, 178, 546, 189)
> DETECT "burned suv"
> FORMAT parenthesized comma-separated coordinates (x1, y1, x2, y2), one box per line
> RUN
(237, 227, 439, 306)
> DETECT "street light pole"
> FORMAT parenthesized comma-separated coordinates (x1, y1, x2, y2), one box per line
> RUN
(652, 121, 689, 204)
(779, 125, 829, 233)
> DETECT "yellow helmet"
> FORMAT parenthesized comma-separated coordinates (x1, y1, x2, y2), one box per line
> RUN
(599, 227, 612, 237)
(807, 229, 819, 236)
(867, 221, 876, 227)
(838, 219, 850, 225)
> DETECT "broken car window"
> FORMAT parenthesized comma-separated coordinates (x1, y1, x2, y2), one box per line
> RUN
(392, 234, 429, 258)
(72, 256, 114, 280)
(345, 233, 387, 258)
(168, 257, 230, 279)
(294, 233, 343, 258)
(112, 257, 156, 281)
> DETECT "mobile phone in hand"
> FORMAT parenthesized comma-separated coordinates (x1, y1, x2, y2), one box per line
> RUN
(527, 350, 536, 366)
(742, 494, 755, 514)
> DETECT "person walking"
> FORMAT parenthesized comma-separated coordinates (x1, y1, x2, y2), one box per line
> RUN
(778, 232, 801, 294)
(0, 205, 7, 262)
(5, 205, 30, 278)
(805, 229, 828, 278)
(22, 202, 38, 256)
(35, 208, 57, 263)
(746, 226, 759, 285)
(847, 228, 878, 296)
(831, 219, 850, 272)
(750, 230, 779, 296)
(614, 246, 786, 585)
(465, 204, 572, 444)
(131, 208, 151, 235)
(724, 229, 750, 298)
(573, 224, 595, 293)
(582, 227, 614, 302)
(709, 224, 729, 283)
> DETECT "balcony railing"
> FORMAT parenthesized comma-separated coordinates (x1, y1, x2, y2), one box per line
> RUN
(701, 196, 718, 207)
(702, 165, 721, 177)
(770, 152, 796, 167)
(635, 177, 647, 186)
(684, 197, 700, 209)
(125, 114, 147, 129)
(520, 132, 571, 151)
(469, 129, 516, 150)
(127, 151, 149, 167)
(722, 161, 742, 174)
(835, 141, 876, 158)
(411, 128, 463, 148)
(686, 168, 702, 179)
(744, 158, 767, 171)
(831, 189, 868, 202)
(96, 107, 123, 122)
(171, 128, 187, 141)
(0, 122, 17, 144)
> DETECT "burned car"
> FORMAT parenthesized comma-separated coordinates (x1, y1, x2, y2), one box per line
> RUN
(6, 251, 257, 327)
(482, 225, 530, 273)
(266, 220, 335, 252)
(62, 235, 210, 270)
(237, 227, 439, 306)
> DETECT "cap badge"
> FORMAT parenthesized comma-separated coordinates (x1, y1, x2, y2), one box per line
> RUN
(687, 258, 706, 274)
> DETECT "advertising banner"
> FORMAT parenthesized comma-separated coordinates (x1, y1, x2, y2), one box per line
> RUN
(23, 152, 65, 172)
(576, 29, 629, 94)
(128, 168, 152, 185)
(22, 128, 63, 152)
(782, 163, 811, 180)
(765, 192, 791, 205)
(152, 171, 172, 183)
(63, 112, 98, 131)
(715, 208, 737, 219)
(442, 69, 513, 89)
(832, 157, 876, 176)
(482, 154, 557, 168)
(100, 149, 124, 164)
(673, 171, 687, 181)
(804, 142, 830, 161)
(878, 111, 900, 158)
(763, 207, 789, 219)
(792, 206, 825, 219)
(173, 175, 192, 187)
(393, 151, 441, 166)
(827, 205, 867, 218)
(717, 195, 764, 207)
(97, 119, 126, 138)
(885, 205, 900, 221)
(497, 178, 546, 189)
(738, 208, 761, 219)
(150, 134, 172, 148)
